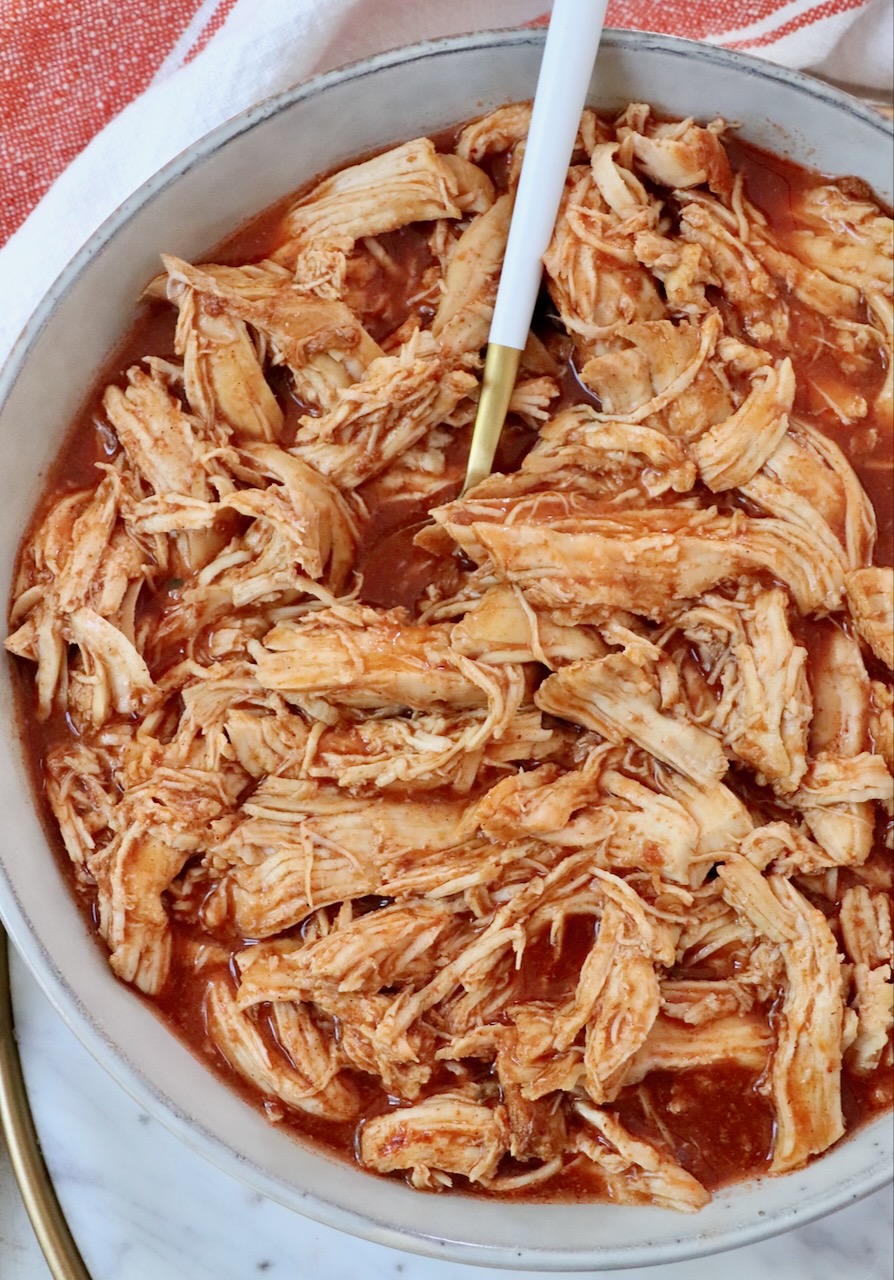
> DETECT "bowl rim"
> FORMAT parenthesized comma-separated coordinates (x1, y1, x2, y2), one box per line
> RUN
(1, 26, 892, 1272)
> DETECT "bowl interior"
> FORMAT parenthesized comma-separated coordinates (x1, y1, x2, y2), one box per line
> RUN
(0, 29, 891, 1271)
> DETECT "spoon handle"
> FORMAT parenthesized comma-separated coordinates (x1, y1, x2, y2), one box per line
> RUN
(463, 0, 609, 492)
(491, 0, 609, 350)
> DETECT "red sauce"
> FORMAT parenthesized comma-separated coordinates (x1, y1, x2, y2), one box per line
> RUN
(512, 914, 599, 1004)
(615, 1066, 776, 1191)
(8, 120, 894, 1203)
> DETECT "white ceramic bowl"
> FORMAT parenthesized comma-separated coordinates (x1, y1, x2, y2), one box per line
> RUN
(0, 29, 891, 1272)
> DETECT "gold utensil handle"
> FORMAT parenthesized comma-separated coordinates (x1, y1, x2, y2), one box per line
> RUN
(462, 343, 522, 494)
(0, 929, 93, 1280)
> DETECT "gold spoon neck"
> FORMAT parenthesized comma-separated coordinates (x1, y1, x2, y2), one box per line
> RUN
(462, 343, 523, 495)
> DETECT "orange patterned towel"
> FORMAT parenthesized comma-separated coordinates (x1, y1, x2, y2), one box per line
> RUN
(1, 0, 238, 244)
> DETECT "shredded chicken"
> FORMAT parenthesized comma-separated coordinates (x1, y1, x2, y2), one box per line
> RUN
(535, 646, 728, 788)
(717, 858, 847, 1172)
(579, 312, 731, 440)
(289, 337, 476, 488)
(205, 978, 359, 1120)
(847, 567, 894, 669)
(160, 255, 384, 414)
(672, 588, 811, 794)
(7, 100, 892, 1212)
(432, 194, 512, 359)
(627, 114, 731, 195)
(692, 357, 794, 491)
(573, 1101, 710, 1211)
(430, 494, 845, 619)
(359, 1089, 509, 1189)
(278, 138, 474, 256)
(623, 1012, 772, 1083)
(471, 404, 697, 502)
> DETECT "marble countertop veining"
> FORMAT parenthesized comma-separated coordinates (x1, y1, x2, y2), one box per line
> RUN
(1, 950, 891, 1280)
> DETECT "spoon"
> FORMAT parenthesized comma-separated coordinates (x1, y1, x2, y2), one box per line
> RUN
(462, 0, 610, 493)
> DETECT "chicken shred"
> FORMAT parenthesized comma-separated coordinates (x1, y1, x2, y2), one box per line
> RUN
(573, 1101, 710, 1212)
(359, 1089, 510, 1188)
(847, 566, 894, 669)
(277, 139, 476, 258)
(717, 858, 847, 1172)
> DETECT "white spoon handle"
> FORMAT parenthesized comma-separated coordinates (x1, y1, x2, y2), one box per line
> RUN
(463, 1, 608, 492)
(489, 0, 609, 351)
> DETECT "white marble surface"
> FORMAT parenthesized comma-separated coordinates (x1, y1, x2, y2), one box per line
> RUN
(0, 949, 891, 1280)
